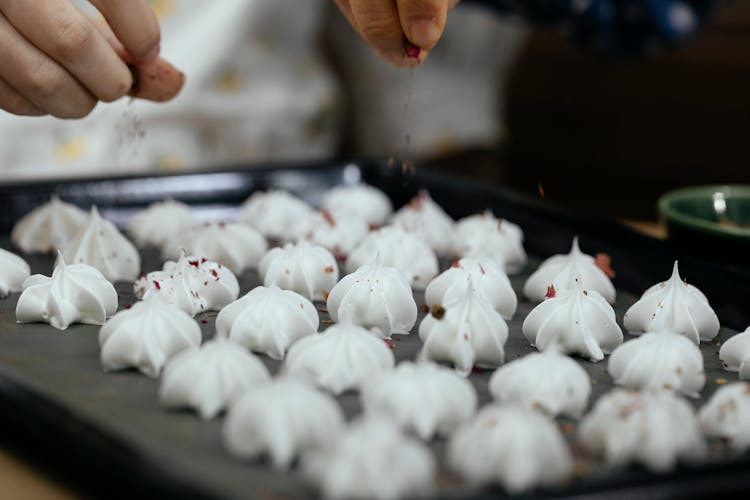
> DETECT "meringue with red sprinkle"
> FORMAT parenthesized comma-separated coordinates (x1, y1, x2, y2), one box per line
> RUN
(11, 195, 88, 254)
(523, 237, 616, 304)
(391, 190, 454, 256)
(259, 241, 339, 302)
(453, 211, 527, 275)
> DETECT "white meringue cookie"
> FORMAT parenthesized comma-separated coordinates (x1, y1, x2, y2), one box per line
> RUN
(134, 252, 239, 317)
(523, 237, 616, 304)
(223, 378, 345, 469)
(165, 222, 268, 275)
(127, 200, 195, 248)
(425, 257, 517, 320)
(623, 261, 720, 344)
(719, 327, 750, 379)
(302, 211, 370, 260)
(327, 258, 417, 339)
(304, 416, 435, 500)
(322, 183, 393, 227)
(283, 324, 395, 394)
(63, 206, 141, 282)
(240, 190, 313, 243)
(259, 241, 339, 302)
(346, 226, 438, 291)
(0, 248, 30, 298)
(699, 382, 750, 452)
(489, 348, 591, 418)
(16, 252, 117, 330)
(522, 282, 623, 362)
(11, 196, 88, 254)
(418, 277, 508, 376)
(99, 295, 201, 377)
(608, 331, 705, 397)
(578, 389, 706, 472)
(159, 338, 270, 419)
(391, 190, 454, 256)
(453, 211, 527, 275)
(360, 361, 477, 440)
(447, 405, 573, 493)
(215, 286, 319, 360)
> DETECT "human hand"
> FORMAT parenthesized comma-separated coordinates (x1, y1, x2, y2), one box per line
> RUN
(0, 0, 184, 119)
(334, 0, 460, 67)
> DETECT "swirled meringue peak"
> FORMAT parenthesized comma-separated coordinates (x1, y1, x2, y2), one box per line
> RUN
(99, 294, 201, 377)
(11, 196, 88, 254)
(522, 281, 623, 362)
(447, 405, 573, 493)
(224, 378, 345, 469)
(453, 211, 527, 275)
(391, 190, 454, 256)
(425, 257, 516, 320)
(259, 241, 339, 302)
(524, 237, 616, 304)
(578, 389, 706, 472)
(347, 226, 438, 291)
(134, 251, 239, 317)
(322, 183, 393, 227)
(489, 347, 592, 418)
(240, 190, 314, 243)
(16, 252, 117, 330)
(62, 206, 141, 283)
(699, 382, 750, 453)
(159, 338, 270, 419)
(0, 248, 30, 298)
(418, 277, 509, 376)
(283, 324, 395, 394)
(304, 416, 435, 500)
(719, 327, 750, 379)
(623, 261, 720, 344)
(608, 331, 705, 397)
(165, 222, 268, 275)
(127, 200, 195, 248)
(327, 257, 417, 339)
(360, 361, 477, 440)
(302, 211, 370, 261)
(215, 286, 319, 360)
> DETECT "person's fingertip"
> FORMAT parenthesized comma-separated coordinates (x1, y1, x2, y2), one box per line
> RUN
(139, 43, 160, 64)
(408, 18, 442, 50)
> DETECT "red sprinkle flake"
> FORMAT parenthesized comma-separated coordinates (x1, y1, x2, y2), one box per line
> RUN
(318, 307, 328, 313)
(153, 280, 161, 290)
(200, 320, 208, 324)
(188, 260, 200, 268)
(384, 339, 396, 350)
(210, 269, 219, 280)
(451, 260, 461, 268)
(218, 221, 226, 228)
(404, 43, 421, 59)
(418, 304, 430, 313)
(471, 366, 488, 374)
(124, 304, 133, 310)
(200, 258, 208, 264)
(322, 210, 336, 227)
(478, 263, 486, 275)
(595, 253, 616, 279)
(545, 285, 556, 298)
(409, 191, 427, 210)
(324, 266, 335, 274)
(537, 181, 546, 199)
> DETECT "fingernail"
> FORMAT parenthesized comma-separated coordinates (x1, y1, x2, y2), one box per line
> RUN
(409, 19, 441, 49)
(140, 43, 161, 64)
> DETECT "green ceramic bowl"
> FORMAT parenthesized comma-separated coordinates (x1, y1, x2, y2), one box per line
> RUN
(658, 185, 750, 263)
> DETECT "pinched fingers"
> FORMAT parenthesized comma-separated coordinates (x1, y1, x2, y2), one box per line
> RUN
(0, 10, 97, 118)
(336, 0, 458, 66)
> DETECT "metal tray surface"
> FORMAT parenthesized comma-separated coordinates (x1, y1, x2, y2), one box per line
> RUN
(0, 161, 749, 499)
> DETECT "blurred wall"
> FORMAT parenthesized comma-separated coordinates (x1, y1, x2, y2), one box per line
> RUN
(504, 2, 750, 219)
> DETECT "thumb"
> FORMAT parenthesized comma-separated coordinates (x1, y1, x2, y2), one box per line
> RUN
(397, 0, 459, 51)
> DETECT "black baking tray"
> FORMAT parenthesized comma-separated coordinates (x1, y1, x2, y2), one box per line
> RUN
(1, 160, 749, 499)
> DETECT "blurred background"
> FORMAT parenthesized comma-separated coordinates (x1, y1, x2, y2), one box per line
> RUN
(0, 0, 748, 223)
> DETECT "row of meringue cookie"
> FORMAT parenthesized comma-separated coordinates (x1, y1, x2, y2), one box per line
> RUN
(12, 197, 142, 283)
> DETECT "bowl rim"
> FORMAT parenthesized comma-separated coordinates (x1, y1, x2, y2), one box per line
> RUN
(658, 184, 750, 240)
